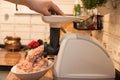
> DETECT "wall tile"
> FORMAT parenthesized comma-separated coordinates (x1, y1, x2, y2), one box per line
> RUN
(58, 4, 73, 14)
(54, 0, 74, 4)
(0, 31, 14, 40)
(0, 24, 15, 31)
(0, 8, 15, 16)
(103, 23, 109, 32)
(0, 14, 15, 24)
(109, 14, 120, 24)
(30, 32, 49, 41)
(14, 32, 30, 40)
(15, 5, 37, 14)
(21, 40, 31, 45)
(0, 39, 4, 44)
(31, 15, 45, 24)
(52, 0, 74, 14)
(102, 12, 120, 71)
(103, 14, 110, 23)
(14, 24, 31, 32)
(0, 0, 75, 45)
(115, 24, 120, 36)
(14, 15, 31, 24)
(0, 1, 15, 10)
(31, 24, 49, 33)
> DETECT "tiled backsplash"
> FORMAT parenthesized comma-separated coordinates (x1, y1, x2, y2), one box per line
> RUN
(103, 13, 120, 71)
(0, 0, 74, 45)
(93, 6, 120, 70)
(0, 13, 50, 45)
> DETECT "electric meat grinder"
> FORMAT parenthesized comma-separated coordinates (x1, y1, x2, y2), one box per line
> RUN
(42, 15, 115, 80)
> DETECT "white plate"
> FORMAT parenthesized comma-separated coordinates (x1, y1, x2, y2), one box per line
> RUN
(42, 15, 80, 23)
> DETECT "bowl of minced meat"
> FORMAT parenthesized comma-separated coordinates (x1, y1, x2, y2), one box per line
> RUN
(11, 45, 54, 80)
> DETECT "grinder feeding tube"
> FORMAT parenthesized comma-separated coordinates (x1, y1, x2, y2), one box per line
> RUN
(42, 15, 80, 57)
(42, 15, 115, 80)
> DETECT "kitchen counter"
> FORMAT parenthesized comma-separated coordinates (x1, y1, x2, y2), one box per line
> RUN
(6, 68, 53, 80)
(0, 48, 25, 66)
(0, 48, 53, 80)
(0, 48, 25, 80)
(4, 68, 120, 80)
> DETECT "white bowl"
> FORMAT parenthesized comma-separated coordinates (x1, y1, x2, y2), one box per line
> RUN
(11, 60, 54, 80)
(42, 15, 80, 23)
(41, 15, 80, 28)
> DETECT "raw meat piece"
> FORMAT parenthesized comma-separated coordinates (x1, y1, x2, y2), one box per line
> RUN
(16, 45, 49, 72)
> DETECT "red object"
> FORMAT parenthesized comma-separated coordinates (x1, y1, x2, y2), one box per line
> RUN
(27, 40, 40, 49)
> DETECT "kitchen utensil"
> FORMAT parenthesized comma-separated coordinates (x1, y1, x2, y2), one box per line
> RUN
(42, 15, 115, 80)
(4, 36, 21, 51)
(42, 15, 80, 28)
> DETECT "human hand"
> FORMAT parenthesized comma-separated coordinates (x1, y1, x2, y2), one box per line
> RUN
(26, 0, 64, 16)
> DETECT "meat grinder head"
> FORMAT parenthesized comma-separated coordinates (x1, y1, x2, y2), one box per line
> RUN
(42, 15, 80, 28)
(41, 15, 80, 57)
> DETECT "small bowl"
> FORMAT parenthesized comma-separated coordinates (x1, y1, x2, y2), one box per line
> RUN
(11, 60, 54, 80)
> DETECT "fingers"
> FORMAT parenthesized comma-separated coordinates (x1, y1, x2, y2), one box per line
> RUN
(28, 0, 64, 16)
(51, 3, 64, 16)
(44, 9, 51, 16)
(44, 6, 64, 16)
(48, 8, 57, 15)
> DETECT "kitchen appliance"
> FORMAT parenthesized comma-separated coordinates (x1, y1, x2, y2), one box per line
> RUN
(42, 15, 115, 80)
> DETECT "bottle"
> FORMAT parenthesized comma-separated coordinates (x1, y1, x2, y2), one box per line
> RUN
(73, 0, 81, 16)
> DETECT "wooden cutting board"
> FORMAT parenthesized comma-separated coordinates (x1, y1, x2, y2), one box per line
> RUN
(6, 68, 53, 80)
